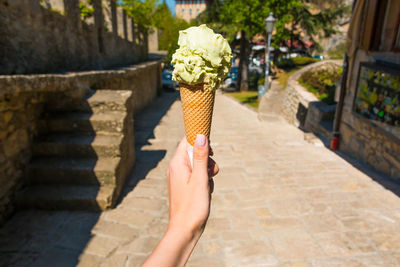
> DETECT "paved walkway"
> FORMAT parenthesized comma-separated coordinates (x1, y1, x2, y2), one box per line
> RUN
(1, 92, 400, 267)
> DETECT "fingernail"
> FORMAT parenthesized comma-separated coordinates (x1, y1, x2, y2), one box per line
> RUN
(195, 134, 206, 147)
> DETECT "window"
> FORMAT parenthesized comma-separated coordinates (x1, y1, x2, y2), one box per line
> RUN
(354, 62, 400, 138)
(197, 9, 200, 14)
(182, 8, 184, 14)
(189, 9, 192, 15)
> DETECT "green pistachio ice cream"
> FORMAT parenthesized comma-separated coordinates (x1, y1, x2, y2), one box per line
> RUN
(171, 24, 232, 91)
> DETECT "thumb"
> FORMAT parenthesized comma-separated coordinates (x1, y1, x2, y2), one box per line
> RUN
(192, 134, 209, 177)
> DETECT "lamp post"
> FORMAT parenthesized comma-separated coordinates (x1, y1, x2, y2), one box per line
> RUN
(261, 12, 277, 98)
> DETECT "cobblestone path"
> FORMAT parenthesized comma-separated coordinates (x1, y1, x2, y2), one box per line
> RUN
(1, 91, 400, 266)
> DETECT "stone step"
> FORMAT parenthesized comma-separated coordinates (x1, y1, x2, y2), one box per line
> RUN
(41, 111, 128, 134)
(85, 90, 133, 113)
(32, 133, 124, 158)
(28, 157, 121, 186)
(16, 185, 115, 211)
(46, 90, 133, 113)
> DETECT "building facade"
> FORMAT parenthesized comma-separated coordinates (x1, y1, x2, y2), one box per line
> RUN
(335, 0, 400, 179)
(175, 0, 211, 22)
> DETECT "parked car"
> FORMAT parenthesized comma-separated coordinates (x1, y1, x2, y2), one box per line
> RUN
(228, 66, 239, 80)
(162, 67, 177, 91)
(312, 55, 324, 60)
(223, 66, 239, 89)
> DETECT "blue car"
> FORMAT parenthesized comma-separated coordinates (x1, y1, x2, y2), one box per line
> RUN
(223, 66, 239, 89)
(162, 69, 178, 91)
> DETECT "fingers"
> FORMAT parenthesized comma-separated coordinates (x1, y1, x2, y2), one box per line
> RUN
(192, 134, 209, 178)
(208, 157, 219, 177)
(209, 178, 214, 194)
(170, 137, 190, 167)
(209, 146, 214, 156)
(175, 137, 188, 157)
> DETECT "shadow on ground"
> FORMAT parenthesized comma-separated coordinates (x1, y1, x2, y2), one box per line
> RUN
(289, 97, 400, 199)
(0, 90, 178, 267)
(333, 149, 400, 196)
(117, 90, 178, 203)
(297, 122, 400, 200)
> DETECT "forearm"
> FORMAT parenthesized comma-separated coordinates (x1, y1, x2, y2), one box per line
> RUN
(142, 226, 202, 267)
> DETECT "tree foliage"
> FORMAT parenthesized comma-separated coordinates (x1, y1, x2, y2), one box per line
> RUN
(119, 0, 158, 32)
(198, 0, 348, 90)
(119, 0, 195, 62)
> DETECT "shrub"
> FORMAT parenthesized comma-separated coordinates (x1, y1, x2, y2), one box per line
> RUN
(292, 57, 319, 66)
(276, 57, 319, 69)
(298, 65, 342, 105)
(276, 58, 295, 69)
(248, 70, 260, 91)
(79, 2, 94, 20)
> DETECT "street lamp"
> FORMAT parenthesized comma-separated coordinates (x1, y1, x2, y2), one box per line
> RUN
(261, 12, 277, 98)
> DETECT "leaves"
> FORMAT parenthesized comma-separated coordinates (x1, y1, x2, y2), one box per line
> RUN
(199, 0, 348, 50)
(119, 0, 158, 32)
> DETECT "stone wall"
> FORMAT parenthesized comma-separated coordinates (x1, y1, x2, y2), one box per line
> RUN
(0, 0, 147, 75)
(339, 49, 400, 180)
(0, 60, 162, 225)
(282, 61, 341, 138)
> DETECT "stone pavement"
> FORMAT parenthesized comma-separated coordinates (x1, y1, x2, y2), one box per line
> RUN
(1, 91, 400, 266)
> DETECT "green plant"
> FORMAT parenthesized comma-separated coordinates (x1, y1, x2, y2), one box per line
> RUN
(276, 58, 296, 69)
(298, 66, 342, 104)
(227, 91, 259, 108)
(276, 67, 301, 87)
(276, 57, 319, 69)
(292, 57, 319, 66)
(248, 70, 260, 91)
(79, 2, 94, 20)
(49, 8, 65, 15)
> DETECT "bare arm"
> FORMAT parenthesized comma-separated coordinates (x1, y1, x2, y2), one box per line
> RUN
(142, 135, 218, 267)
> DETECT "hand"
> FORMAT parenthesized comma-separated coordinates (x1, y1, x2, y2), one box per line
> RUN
(168, 134, 219, 235)
(142, 135, 219, 267)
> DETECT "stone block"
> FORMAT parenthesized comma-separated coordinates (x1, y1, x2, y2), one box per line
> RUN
(119, 236, 159, 254)
(102, 253, 128, 267)
(268, 228, 326, 260)
(3, 129, 28, 158)
(77, 254, 102, 267)
(91, 220, 138, 241)
(83, 236, 120, 257)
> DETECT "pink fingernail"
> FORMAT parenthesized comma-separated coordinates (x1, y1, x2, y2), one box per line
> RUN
(195, 134, 206, 147)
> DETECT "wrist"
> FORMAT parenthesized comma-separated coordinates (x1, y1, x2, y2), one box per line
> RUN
(157, 224, 202, 267)
(167, 221, 203, 244)
(167, 214, 205, 241)
(142, 223, 203, 267)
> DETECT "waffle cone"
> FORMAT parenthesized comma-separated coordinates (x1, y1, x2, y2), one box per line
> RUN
(180, 83, 216, 146)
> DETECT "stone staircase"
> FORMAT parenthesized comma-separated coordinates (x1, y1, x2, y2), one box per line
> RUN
(17, 90, 135, 210)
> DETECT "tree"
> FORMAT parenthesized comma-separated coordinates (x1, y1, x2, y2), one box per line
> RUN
(120, 0, 158, 33)
(199, 0, 347, 91)
(284, 1, 348, 54)
(153, 1, 194, 62)
(199, 0, 298, 91)
(120, 0, 194, 63)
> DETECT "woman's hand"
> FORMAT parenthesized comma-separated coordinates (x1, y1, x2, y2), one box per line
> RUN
(168, 134, 218, 235)
(142, 134, 219, 267)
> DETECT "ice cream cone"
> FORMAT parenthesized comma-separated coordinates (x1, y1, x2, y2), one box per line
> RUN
(180, 83, 215, 147)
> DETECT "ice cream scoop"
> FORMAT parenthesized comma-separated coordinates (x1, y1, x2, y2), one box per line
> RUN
(172, 24, 231, 166)
(171, 24, 232, 91)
